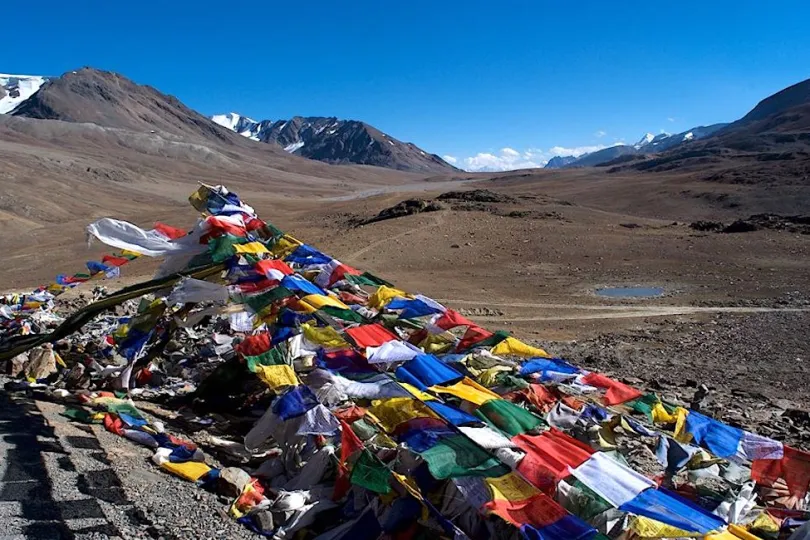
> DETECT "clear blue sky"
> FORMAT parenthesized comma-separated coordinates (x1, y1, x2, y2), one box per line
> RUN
(5, 0, 810, 170)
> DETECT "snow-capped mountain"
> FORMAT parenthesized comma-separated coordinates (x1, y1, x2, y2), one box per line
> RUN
(210, 113, 260, 139)
(544, 155, 578, 169)
(633, 125, 728, 153)
(633, 132, 657, 149)
(633, 132, 674, 150)
(212, 113, 458, 173)
(547, 124, 730, 169)
(0, 74, 49, 114)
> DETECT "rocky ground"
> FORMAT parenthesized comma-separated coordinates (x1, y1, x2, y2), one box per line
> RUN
(547, 310, 810, 449)
(0, 385, 254, 540)
(1, 179, 808, 538)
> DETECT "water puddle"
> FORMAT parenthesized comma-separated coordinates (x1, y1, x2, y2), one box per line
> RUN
(596, 287, 665, 298)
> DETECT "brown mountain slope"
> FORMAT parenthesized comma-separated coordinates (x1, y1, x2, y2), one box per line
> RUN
(614, 78, 810, 182)
(215, 114, 458, 173)
(11, 68, 262, 147)
(730, 78, 810, 130)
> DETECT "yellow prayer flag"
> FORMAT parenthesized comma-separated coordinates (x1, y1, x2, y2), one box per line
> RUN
(368, 285, 410, 310)
(673, 407, 692, 443)
(431, 378, 500, 406)
(160, 460, 211, 482)
(706, 527, 762, 540)
(628, 516, 701, 538)
(393, 472, 424, 502)
(367, 397, 437, 433)
(298, 294, 349, 313)
(490, 337, 550, 358)
(747, 512, 780, 536)
(255, 364, 298, 391)
(54, 352, 67, 368)
(652, 402, 677, 424)
(188, 185, 213, 212)
(233, 242, 270, 255)
(399, 383, 436, 401)
(485, 472, 540, 502)
(728, 524, 766, 540)
(418, 333, 455, 355)
(478, 365, 513, 387)
(301, 323, 349, 349)
(269, 235, 302, 258)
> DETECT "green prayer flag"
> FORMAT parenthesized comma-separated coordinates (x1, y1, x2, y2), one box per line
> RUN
(350, 450, 391, 494)
(418, 435, 509, 479)
(458, 330, 510, 352)
(245, 348, 287, 372)
(360, 272, 393, 287)
(351, 418, 377, 441)
(242, 287, 294, 313)
(319, 306, 365, 323)
(61, 407, 100, 424)
(208, 234, 248, 263)
(104, 401, 144, 419)
(475, 399, 544, 437)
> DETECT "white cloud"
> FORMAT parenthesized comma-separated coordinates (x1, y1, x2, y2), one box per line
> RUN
(442, 155, 458, 164)
(594, 130, 607, 138)
(460, 143, 619, 172)
(667, 117, 676, 122)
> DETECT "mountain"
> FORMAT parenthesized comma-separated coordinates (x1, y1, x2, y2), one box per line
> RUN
(560, 145, 638, 168)
(10, 68, 268, 147)
(552, 124, 731, 169)
(209, 112, 260, 139)
(634, 124, 729, 153)
(619, 78, 810, 181)
(0, 74, 49, 114)
(544, 155, 578, 169)
(729, 78, 810, 130)
(212, 113, 458, 173)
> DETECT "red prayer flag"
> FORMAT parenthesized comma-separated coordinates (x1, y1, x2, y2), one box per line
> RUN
(234, 279, 280, 295)
(456, 325, 494, 351)
(752, 446, 810, 498)
(435, 309, 475, 330)
(328, 263, 362, 287)
(484, 492, 568, 528)
(235, 333, 272, 357)
(102, 255, 130, 267)
(254, 259, 294, 277)
(512, 429, 594, 492)
(153, 222, 187, 240)
(510, 384, 559, 413)
(338, 291, 367, 305)
(345, 324, 398, 348)
(580, 372, 643, 406)
(334, 420, 365, 500)
(103, 414, 125, 436)
(334, 405, 367, 423)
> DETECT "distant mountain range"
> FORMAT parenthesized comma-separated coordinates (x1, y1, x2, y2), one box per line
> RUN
(211, 113, 456, 173)
(0, 69, 456, 174)
(545, 124, 729, 169)
(1, 67, 807, 178)
(545, 78, 810, 171)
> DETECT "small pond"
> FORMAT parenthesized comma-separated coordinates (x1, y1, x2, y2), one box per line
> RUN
(595, 286, 665, 298)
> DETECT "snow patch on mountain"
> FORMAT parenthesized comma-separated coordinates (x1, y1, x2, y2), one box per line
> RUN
(0, 74, 48, 114)
(634, 133, 656, 149)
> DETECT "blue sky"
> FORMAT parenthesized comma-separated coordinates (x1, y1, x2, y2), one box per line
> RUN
(5, 1, 810, 170)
